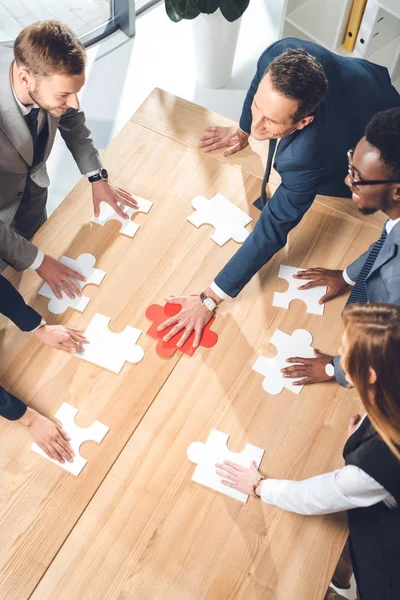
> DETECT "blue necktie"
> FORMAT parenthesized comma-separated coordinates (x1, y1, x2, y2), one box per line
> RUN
(253, 138, 277, 210)
(345, 223, 388, 306)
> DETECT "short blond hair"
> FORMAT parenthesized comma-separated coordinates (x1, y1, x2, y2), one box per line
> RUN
(14, 20, 86, 76)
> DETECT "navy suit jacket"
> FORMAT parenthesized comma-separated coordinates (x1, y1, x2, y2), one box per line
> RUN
(214, 38, 400, 297)
(0, 275, 41, 420)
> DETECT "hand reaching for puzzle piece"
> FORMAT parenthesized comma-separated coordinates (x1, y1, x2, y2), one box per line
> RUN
(252, 328, 316, 395)
(293, 268, 349, 304)
(281, 348, 336, 386)
(187, 429, 264, 503)
(31, 403, 109, 476)
(38, 253, 106, 314)
(146, 300, 218, 357)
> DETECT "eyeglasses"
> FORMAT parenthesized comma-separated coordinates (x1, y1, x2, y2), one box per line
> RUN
(347, 148, 400, 187)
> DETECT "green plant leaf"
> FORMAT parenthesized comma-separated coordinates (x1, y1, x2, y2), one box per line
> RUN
(165, 0, 201, 21)
(220, 0, 249, 21)
(193, 0, 219, 14)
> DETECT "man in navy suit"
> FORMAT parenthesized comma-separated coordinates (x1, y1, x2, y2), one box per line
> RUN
(157, 38, 400, 346)
(280, 107, 400, 388)
(0, 274, 86, 462)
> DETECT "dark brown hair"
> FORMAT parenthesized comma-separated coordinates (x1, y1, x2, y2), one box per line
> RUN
(342, 303, 400, 460)
(14, 20, 86, 77)
(265, 48, 328, 123)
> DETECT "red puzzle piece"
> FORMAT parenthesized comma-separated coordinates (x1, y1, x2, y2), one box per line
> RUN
(145, 301, 218, 358)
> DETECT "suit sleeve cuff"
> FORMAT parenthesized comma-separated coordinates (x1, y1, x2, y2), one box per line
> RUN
(29, 250, 44, 271)
(85, 169, 101, 178)
(342, 269, 355, 286)
(210, 281, 232, 301)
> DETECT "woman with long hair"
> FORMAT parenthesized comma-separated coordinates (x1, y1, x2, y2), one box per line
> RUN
(217, 303, 400, 600)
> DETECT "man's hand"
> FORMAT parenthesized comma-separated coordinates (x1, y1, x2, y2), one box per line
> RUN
(348, 414, 362, 438)
(157, 291, 221, 348)
(293, 268, 349, 304)
(36, 254, 85, 300)
(19, 407, 74, 464)
(34, 324, 88, 354)
(198, 126, 249, 157)
(281, 349, 335, 386)
(91, 180, 139, 220)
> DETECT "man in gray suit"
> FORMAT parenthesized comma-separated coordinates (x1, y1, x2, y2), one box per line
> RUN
(0, 20, 137, 299)
(281, 107, 400, 387)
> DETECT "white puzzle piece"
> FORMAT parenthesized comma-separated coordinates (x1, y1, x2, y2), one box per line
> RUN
(31, 403, 109, 476)
(253, 328, 315, 395)
(91, 196, 153, 238)
(273, 265, 327, 315)
(187, 429, 264, 503)
(187, 193, 252, 246)
(76, 313, 144, 373)
(38, 253, 106, 314)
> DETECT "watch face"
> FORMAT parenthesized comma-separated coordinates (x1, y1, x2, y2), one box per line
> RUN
(325, 363, 335, 377)
(100, 168, 108, 179)
(203, 297, 216, 311)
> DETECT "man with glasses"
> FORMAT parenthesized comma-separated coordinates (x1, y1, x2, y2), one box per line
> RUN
(280, 107, 400, 388)
(156, 38, 400, 349)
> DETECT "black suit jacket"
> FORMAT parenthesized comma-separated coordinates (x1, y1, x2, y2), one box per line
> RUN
(0, 275, 41, 420)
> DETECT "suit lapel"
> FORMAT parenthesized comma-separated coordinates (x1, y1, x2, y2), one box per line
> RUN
(0, 54, 34, 165)
(368, 226, 400, 278)
(0, 105, 33, 165)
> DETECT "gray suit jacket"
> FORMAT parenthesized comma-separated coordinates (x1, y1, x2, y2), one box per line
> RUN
(0, 46, 102, 270)
(334, 220, 400, 386)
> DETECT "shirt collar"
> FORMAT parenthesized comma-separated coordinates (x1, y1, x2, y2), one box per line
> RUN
(386, 217, 400, 234)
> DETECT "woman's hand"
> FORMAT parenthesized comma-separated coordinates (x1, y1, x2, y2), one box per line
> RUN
(215, 460, 263, 496)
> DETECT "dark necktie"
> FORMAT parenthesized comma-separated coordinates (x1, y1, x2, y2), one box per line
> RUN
(345, 223, 388, 306)
(21, 108, 40, 203)
(24, 107, 40, 148)
(253, 137, 277, 210)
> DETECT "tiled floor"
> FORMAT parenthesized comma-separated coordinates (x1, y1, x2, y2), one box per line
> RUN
(0, 0, 110, 41)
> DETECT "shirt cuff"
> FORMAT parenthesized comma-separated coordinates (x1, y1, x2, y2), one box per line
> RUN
(210, 281, 232, 301)
(29, 249, 44, 271)
(85, 169, 101, 178)
(342, 269, 355, 286)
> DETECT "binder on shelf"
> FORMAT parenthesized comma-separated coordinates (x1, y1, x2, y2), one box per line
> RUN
(344, 0, 368, 51)
(355, 1, 400, 58)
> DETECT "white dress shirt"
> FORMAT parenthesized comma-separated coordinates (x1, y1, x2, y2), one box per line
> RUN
(260, 414, 396, 515)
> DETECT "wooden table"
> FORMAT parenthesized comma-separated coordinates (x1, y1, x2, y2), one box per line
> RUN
(0, 89, 385, 600)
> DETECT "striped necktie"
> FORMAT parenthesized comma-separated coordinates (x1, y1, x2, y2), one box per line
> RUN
(345, 223, 388, 306)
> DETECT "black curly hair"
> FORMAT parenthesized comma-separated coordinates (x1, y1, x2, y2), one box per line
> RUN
(365, 108, 400, 180)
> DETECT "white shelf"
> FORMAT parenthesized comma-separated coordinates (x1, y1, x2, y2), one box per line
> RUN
(285, 0, 352, 50)
(368, 34, 400, 73)
(379, 0, 400, 20)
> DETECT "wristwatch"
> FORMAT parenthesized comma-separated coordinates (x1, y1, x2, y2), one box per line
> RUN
(325, 360, 335, 378)
(200, 291, 218, 314)
(88, 168, 108, 183)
